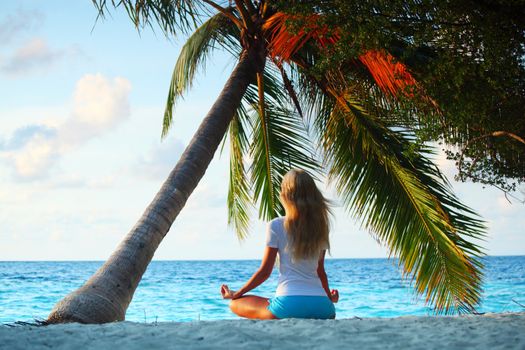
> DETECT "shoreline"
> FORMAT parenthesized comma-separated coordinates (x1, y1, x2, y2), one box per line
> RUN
(1, 312, 524, 349)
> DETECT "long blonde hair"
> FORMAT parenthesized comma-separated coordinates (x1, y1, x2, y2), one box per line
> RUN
(280, 169, 331, 261)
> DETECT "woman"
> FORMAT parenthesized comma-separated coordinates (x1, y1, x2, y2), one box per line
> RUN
(221, 169, 339, 319)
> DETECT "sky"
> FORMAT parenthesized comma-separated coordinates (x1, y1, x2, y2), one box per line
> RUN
(0, 1, 523, 261)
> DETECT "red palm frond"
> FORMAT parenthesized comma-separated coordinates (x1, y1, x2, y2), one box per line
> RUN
(358, 50, 418, 97)
(264, 13, 418, 98)
(263, 12, 339, 62)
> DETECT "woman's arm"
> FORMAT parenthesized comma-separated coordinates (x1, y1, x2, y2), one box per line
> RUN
(317, 250, 339, 303)
(231, 247, 278, 299)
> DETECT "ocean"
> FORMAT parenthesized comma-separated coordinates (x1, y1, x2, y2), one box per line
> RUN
(0, 256, 523, 323)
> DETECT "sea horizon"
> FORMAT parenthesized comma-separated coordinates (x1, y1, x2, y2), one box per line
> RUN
(1, 253, 523, 262)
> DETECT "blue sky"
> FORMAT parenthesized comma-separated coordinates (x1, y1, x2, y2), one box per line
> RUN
(1, 1, 523, 261)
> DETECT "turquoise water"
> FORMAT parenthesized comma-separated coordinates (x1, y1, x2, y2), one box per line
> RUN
(0, 256, 524, 323)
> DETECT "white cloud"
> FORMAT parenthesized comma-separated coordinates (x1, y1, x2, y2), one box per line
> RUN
(72, 74, 131, 128)
(60, 74, 132, 147)
(12, 134, 58, 179)
(0, 74, 132, 180)
(0, 38, 78, 77)
(43, 173, 117, 190)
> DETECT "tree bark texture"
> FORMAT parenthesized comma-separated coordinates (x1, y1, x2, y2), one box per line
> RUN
(47, 48, 262, 324)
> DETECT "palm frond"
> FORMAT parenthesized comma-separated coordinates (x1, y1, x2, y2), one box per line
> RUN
(250, 102, 319, 220)
(238, 66, 318, 220)
(358, 50, 418, 97)
(263, 12, 338, 63)
(264, 12, 422, 102)
(227, 104, 252, 239)
(163, 11, 241, 137)
(315, 87, 485, 314)
(255, 72, 275, 215)
(242, 63, 289, 107)
(227, 64, 297, 236)
(93, 0, 204, 35)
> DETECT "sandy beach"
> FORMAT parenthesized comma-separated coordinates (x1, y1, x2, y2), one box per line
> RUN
(1, 313, 523, 349)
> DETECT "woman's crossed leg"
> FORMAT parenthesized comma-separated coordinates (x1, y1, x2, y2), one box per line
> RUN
(229, 295, 277, 320)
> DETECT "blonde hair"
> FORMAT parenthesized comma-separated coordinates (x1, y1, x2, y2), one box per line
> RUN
(280, 169, 331, 261)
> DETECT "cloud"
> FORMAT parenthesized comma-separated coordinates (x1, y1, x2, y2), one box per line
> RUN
(0, 124, 56, 151)
(133, 137, 185, 181)
(0, 9, 44, 44)
(60, 74, 132, 147)
(0, 74, 132, 180)
(186, 182, 227, 209)
(0, 38, 79, 77)
(44, 174, 117, 190)
(0, 10, 81, 78)
(11, 134, 59, 179)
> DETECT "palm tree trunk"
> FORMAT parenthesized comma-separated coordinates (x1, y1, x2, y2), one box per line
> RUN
(47, 47, 262, 324)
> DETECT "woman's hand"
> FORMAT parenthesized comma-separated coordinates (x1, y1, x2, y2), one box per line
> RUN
(220, 284, 236, 299)
(330, 289, 339, 303)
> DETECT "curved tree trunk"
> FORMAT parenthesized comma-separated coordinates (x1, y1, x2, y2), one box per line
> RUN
(47, 47, 263, 324)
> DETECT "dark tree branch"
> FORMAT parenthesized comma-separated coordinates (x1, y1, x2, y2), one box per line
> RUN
(458, 130, 525, 179)
(490, 131, 525, 146)
(367, 11, 471, 28)
(202, 0, 242, 29)
(244, 0, 257, 16)
(459, 173, 525, 204)
(235, 0, 256, 33)
(272, 58, 305, 121)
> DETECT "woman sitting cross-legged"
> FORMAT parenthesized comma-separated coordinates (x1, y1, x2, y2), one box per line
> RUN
(220, 169, 339, 320)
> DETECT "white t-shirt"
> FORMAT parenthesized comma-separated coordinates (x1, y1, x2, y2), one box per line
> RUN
(266, 217, 327, 297)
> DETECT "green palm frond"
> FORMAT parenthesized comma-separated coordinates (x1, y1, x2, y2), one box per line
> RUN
(255, 71, 275, 217)
(227, 104, 252, 239)
(163, 11, 241, 137)
(250, 101, 319, 221)
(226, 66, 296, 234)
(242, 64, 289, 107)
(230, 65, 319, 221)
(288, 62, 328, 127)
(93, 0, 204, 35)
(315, 90, 485, 314)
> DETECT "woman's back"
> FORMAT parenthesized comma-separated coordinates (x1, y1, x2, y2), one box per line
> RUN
(267, 217, 326, 297)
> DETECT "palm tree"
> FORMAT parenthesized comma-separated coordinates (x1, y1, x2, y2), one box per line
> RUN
(47, 0, 485, 324)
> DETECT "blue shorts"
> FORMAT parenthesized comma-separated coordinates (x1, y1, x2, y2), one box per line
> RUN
(267, 296, 336, 319)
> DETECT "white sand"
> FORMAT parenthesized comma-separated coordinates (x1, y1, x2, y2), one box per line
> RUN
(1, 313, 524, 349)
